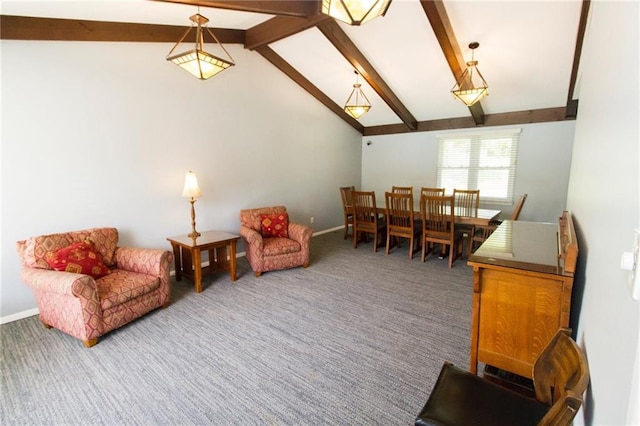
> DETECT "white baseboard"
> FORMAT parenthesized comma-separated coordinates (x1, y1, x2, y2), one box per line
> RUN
(0, 308, 39, 324)
(1, 226, 342, 325)
(313, 226, 343, 236)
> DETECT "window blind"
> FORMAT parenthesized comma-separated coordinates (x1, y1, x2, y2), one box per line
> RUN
(437, 129, 521, 204)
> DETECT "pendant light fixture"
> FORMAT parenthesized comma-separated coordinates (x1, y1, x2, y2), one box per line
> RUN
(322, 0, 392, 26)
(166, 12, 235, 80)
(344, 71, 371, 119)
(451, 42, 489, 106)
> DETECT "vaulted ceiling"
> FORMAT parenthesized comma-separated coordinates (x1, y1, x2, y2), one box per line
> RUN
(0, 0, 589, 136)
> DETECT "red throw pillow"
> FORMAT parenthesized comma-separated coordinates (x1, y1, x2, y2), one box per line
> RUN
(260, 213, 289, 238)
(45, 241, 111, 279)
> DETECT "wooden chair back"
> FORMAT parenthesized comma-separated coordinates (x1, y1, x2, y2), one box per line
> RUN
(392, 186, 413, 196)
(534, 328, 590, 425)
(351, 190, 385, 251)
(386, 192, 415, 232)
(511, 193, 528, 220)
(340, 186, 355, 212)
(339, 186, 356, 239)
(385, 191, 420, 258)
(420, 195, 463, 267)
(420, 187, 445, 198)
(421, 195, 454, 238)
(453, 189, 480, 217)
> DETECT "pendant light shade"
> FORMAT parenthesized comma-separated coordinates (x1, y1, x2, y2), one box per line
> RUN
(322, 0, 392, 26)
(451, 42, 489, 106)
(167, 13, 235, 80)
(344, 71, 371, 119)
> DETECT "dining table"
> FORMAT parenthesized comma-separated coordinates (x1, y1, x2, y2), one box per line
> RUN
(374, 204, 501, 227)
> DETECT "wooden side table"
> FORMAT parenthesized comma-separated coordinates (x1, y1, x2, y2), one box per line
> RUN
(167, 231, 240, 293)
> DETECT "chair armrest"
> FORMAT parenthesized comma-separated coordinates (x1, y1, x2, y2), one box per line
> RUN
(288, 222, 313, 244)
(21, 267, 96, 297)
(115, 247, 173, 276)
(240, 225, 263, 250)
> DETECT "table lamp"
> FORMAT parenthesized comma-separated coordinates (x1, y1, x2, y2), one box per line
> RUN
(182, 171, 202, 239)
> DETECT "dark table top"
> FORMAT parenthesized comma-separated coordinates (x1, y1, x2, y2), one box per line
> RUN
(468, 220, 565, 276)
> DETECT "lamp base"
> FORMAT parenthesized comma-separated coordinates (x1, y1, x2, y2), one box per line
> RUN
(187, 231, 201, 239)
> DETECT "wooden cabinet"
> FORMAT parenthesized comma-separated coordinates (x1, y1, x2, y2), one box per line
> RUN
(467, 212, 577, 379)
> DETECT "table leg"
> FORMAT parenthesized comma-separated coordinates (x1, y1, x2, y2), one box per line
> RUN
(229, 240, 237, 282)
(171, 243, 182, 282)
(470, 266, 481, 375)
(193, 247, 203, 293)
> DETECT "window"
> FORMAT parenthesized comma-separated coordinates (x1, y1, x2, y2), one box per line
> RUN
(437, 129, 520, 204)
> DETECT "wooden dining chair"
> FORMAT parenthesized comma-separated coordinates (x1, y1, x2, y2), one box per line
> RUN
(339, 186, 355, 240)
(471, 193, 528, 252)
(453, 188, 480, 255)
(385, 191, 421, 259)
(420, 195, 463, 268)
(392, 186, 413, 196)
(351, 190, 386, 252)
(415, 328, 590, 426)
(420, 187, 445, 198)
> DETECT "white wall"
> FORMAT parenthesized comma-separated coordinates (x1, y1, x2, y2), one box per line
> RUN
(566, 1, 640, 424)
(361, 121, 575, 223)
(0, 41, 362, 319)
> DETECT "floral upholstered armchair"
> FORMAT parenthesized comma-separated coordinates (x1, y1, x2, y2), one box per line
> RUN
(239, 206, 312, 277)
(16, 227, 173, 347)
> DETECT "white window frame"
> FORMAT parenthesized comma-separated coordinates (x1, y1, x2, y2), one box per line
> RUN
(436, 128, 521, 205)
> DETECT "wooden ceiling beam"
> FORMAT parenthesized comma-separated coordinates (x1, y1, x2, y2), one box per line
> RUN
(152, 0, 319, 17)
(565, 0, 591, 118)
(317, 20, 418, 131)
(244, 14, 331, 50)
(256, 45, 364, 133)
(420, 0, 485, 125)
(0, 15, 245, 43)
(364, 107, 573, 136)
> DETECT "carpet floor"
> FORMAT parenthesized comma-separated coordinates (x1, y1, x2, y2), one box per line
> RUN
(1, 230, 473, 425)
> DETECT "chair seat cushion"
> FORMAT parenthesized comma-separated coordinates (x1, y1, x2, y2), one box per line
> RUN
(96, 269, 161, 310)
(415, 363, 549, 426)
(263, 237, 301, 256)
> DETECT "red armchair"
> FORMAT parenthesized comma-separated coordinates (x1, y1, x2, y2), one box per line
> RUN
(239, 206, 312, 277)
(16, 228, 173, 347)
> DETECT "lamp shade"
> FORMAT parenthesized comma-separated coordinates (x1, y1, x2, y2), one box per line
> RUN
(451, 42, 489, 107)
(167, 49, 233, 80)
(322, 0, 392, 26)
(344, 72, 371, 119)
(166, 13, 235, 81)
(181, 171, 202, 198)
(451, 61, 489, 106)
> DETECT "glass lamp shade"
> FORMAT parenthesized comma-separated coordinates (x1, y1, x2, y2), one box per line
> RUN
(322, 0, 392, 26)
(167, 49, 234, 80)
(451, 60, 489, 106)
(167, 13, 235, 81)
(344, 83, 371, 119)
(345, 104, 371, 119)
(181, 171, 202, 198)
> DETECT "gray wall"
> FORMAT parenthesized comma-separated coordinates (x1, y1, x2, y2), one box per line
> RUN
(361, 121, 575, 223)
(566, 1, 640, 424)
(0, 41, 362, 320)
